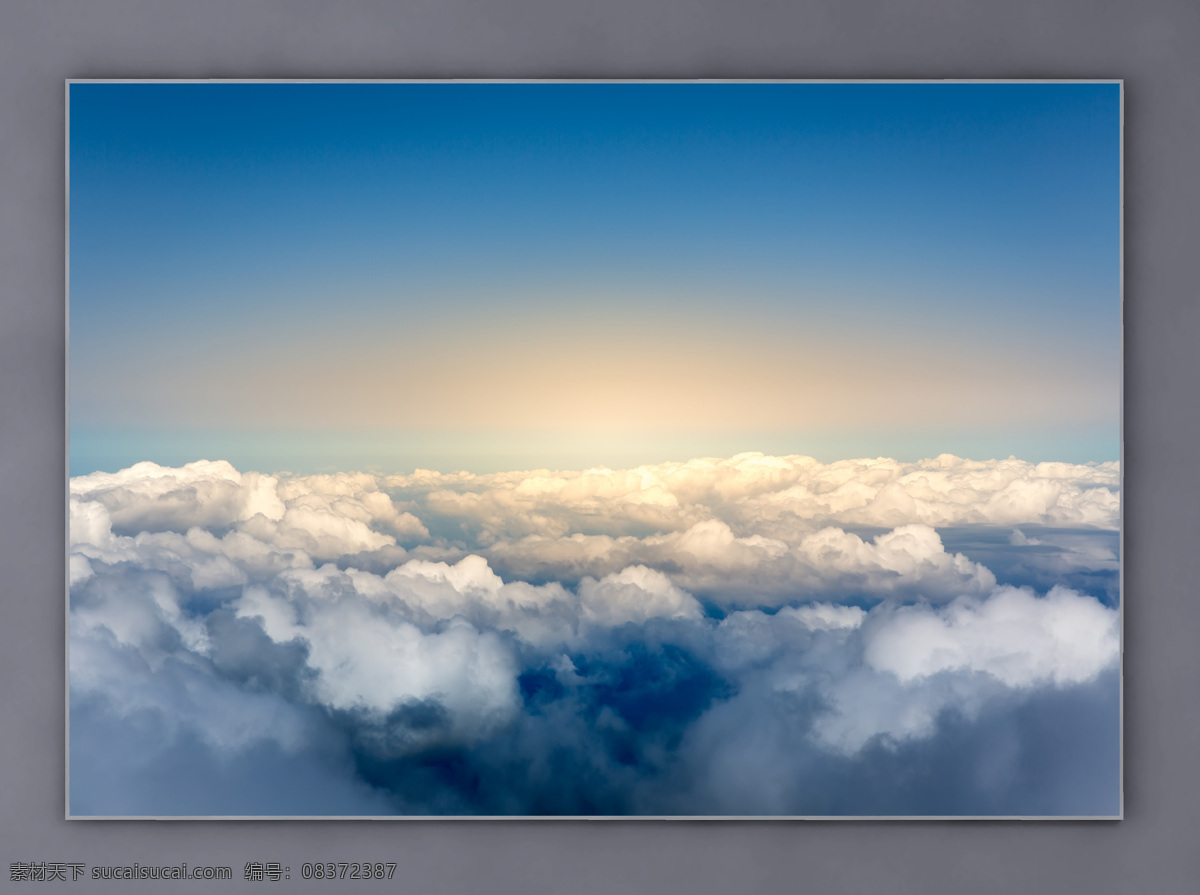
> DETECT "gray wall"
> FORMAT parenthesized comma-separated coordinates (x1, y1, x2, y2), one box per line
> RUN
(2, 0, 1197, 891)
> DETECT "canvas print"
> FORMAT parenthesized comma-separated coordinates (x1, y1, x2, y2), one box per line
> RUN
(67, 81, 1121, 817)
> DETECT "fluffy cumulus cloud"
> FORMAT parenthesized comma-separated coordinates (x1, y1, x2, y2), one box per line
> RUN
(382, 453, 1119, 543)
(69, 454, 1121, 816)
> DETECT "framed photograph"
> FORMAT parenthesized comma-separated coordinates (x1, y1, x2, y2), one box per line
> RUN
(66, 80, 1121, 818)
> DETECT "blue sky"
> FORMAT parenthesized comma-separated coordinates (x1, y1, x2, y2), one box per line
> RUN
(69, 82, 1121, 474)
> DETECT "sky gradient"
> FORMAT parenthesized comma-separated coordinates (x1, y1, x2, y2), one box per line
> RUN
(68, 82, 1121, 474)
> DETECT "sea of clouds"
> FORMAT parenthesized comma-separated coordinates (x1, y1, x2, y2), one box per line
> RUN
(68, 452, 1120, 815)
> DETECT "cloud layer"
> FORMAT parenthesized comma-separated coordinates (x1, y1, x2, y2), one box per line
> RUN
(69, 454, 1120, 816)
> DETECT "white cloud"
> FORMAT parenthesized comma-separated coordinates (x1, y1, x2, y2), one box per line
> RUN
(809, 586, 1120, 754)
(783, 603, 866, 632)
(69, 553, 95, 586)
(393, 554, 505, 598)
(375, 454, 1117, 581)
(70, 524, 313, 594)
(68, 453, 1121, 814)
(72, 460, 428, 565)
(70, 498, 115, 548)
(70, 569, 308, 757)
(70, 455, 1117, 597)
(862, 585, 1119, 689)
(486, 520, 995, 607)
(578, 565, 705, 626)
(71, 460, 286, 531)
(235, 568, 521, 745)
(736, 454, 1120, 530)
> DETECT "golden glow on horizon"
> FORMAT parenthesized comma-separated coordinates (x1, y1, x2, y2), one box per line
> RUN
(77, 314, 1119, 435)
